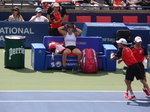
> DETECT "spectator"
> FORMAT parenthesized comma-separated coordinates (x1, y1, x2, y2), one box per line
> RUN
(141, 0, 150, 10)
(29, 7, 49, 22)
(126, 0, 142, 10)
(47, 2, 67, 36)
(130, 36, 150, 96)
(8, 7, 24, 21)
(113, 0, 126, 10)
(0, 0, 5, 8)
(58, 23, 82, 72)
(91, 0, 109, 10)
(110, 38, 150, 100)
(49, 2, 63, 36)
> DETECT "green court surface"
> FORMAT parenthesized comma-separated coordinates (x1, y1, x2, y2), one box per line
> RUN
(0, 49, 150, 91)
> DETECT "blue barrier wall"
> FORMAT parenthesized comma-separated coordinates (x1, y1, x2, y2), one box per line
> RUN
(82, 22, 129, 44)
(1, 21, 150, 49)
(0, 21, 49, 48)
(127, 26, 150, 48)
(1, 12, 150, 23)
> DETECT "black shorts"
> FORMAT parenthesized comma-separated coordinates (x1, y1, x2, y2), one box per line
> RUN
(49, 28, 62, 36)
(126, 63, 144, 81)
(65, 46, 77, 51)
(138, 62, 146, 77)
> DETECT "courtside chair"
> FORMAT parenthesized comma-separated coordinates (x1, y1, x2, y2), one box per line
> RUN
(64, 15, 69, 22)
(147, 16, 150, 23)
(76, 16, 91, 22)
(96, 16, 111, 23)
(123, 16, 138, 23)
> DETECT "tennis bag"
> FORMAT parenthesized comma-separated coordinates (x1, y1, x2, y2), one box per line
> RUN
(81, 49, 98, 73)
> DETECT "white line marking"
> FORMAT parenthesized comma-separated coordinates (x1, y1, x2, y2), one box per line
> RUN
(0, 100, 149, 103)
(0, 91, 143, 93)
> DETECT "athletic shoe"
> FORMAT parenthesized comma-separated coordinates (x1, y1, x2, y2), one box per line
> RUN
(75, 64, 81, 72)
(143, 88, 150, 96)
(78, 66, 82, 72)
(122, 71, 126, 75)
(127, 95, 136, 100)
(62, 67, 66, 72)
(124, 93, 128, 98)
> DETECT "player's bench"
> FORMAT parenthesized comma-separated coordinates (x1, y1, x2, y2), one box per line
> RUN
(31, 36, 117, 71)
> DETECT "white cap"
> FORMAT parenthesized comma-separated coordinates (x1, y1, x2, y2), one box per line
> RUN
(116, 38, 127, 45)
(52, 2, 60, 7)
(134, 36, 142, 42)
(35, 7, 42, 12)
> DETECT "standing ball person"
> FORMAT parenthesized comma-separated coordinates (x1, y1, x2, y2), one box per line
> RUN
(47, 2, 67, 36)
(130, 36, 150, 96)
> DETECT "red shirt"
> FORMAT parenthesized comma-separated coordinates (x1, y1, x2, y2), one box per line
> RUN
(122, 47, 137, 66)
(50, 12, 62, 29)
(131, 46, 147, 63)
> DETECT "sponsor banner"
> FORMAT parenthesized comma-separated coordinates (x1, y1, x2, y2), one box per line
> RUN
(0, 21, 49, 48)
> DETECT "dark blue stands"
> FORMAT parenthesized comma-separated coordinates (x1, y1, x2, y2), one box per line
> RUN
(82, 22, 129, 44)
(31, 36, 117, 71)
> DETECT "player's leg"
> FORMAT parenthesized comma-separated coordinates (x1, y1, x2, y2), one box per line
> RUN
(62, 48, 71, 72)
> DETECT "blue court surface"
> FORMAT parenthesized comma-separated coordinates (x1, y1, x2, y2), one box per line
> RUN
(0, 91, 149, 112)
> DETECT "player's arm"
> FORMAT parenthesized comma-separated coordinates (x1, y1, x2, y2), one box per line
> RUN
(58, 25, 67, 37)
(110, 52, 116, 60)
(142, 46, 150, 60)
(74, 25, 82, 37)
(110, 48, 123, 60)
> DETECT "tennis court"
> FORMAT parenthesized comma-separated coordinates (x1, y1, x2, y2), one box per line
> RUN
(0, 91, 149, 112)
(0, 49, 150, 112)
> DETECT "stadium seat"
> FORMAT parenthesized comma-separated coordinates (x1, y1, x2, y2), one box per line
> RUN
(64, 15, 69, 22)
(96, 16, 111, 23)
(147, 16, 150, 23)
(123, 16, 138, 23)
(76, 16, 91, 22)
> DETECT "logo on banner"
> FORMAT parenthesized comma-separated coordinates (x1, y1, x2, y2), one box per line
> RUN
(0, 27, 34, 34)
(9, 46, 25, 60)
(56, 61, 61, 67)
(102, 38, 115, 43)
(0, 35, 5, 41)
(0, 27, 34, 42)
(51, 61, 62, 67)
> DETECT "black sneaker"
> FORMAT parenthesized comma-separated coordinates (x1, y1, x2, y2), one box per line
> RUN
(78, 66, 82, 72)
(77, 63, 81, 72)
(62, 66, 66, 72)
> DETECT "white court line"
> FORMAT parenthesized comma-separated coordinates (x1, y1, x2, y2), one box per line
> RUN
(0, 91, 143, 93)
(0, 100, 149, 103)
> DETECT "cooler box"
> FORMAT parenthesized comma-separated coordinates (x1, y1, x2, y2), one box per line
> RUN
(31, 43, 46, 70)
(4, 35, 26, 68)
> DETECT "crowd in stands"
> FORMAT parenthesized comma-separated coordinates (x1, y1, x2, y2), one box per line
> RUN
(39, 0, 150, 10)
(0, 0, 5, 8)
(0, 0, 150, 10)
(75, 0, 150, 10)
(7, 2, 66, 36)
